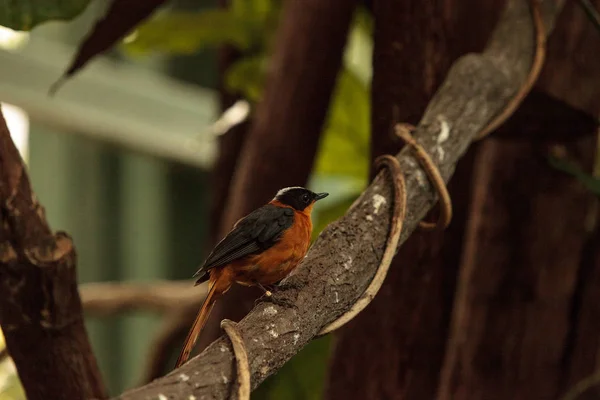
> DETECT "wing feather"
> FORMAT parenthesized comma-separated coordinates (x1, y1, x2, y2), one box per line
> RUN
(193, 204, 294, 279)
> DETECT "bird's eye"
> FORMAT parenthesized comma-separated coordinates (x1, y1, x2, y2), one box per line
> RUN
(302, 194, 310, 203)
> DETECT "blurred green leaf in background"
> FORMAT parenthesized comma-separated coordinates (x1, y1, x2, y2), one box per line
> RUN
(0, 0, 92, 31)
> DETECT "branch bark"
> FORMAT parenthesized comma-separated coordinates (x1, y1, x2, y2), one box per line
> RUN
(117, 1, 565, 398)
(0, 107, 107, 400)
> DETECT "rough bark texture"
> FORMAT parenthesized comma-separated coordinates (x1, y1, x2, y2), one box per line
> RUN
(0, 108, 106, 400)
(118, 1, 565, 398)
(326, 150, 478, 400)
(327, 1, 502, 399)
(438, 137, 596, 400)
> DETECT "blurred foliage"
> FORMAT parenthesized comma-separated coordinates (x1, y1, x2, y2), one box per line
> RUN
(0, 0, 91, 31)
(224, 55, 266, 102)
(125, 2, 373, 399)
(0, 331, 25, 400)
(124, 0, 282, 56)
(125, 10, 257, 55)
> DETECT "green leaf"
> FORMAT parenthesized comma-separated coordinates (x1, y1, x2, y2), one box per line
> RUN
(548, 155, 600, 196)
(313, 68, 370, 180)
(224, 56, 266, 102)
(0, 0, 92, 31)
(123, 10, 258, 56)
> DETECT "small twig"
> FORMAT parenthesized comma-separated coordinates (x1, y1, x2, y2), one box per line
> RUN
(395, 123, 453, 230)
(476, 0, 546, 139)
(220, 320, 250, 400)
(579, 0, 600, 37)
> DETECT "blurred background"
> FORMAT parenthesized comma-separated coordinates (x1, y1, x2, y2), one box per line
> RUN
(0, 0, 371, 398)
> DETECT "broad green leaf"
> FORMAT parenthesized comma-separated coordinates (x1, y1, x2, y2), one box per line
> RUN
(548, 156, 600, 196)
(313, 68, 370, 180)
(224, 56, 266, 102)
(0, 0, 91, 31)
(123, 10, 258, 56)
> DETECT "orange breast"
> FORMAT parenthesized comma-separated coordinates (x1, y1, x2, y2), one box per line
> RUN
(233, 210, 312, 286)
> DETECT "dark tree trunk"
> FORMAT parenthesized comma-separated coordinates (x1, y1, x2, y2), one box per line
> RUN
(563, 222, 600, 399)
(437, 0, 600, 397)
(0, 110, 107, 400)
(438, 136, 597, 400)
(325, 2, 502, 399)
(209, 0, 249, 246)
(536, 0, 600, 116)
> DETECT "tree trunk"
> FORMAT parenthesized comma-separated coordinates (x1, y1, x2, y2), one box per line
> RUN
(438, 136, 597, 400)
(209, 0, 250, 246)
(326, 1, 502, 399)
(0, 109, 107, 400)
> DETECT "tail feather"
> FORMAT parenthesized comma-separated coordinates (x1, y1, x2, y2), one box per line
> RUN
(175, 282, 219, 368)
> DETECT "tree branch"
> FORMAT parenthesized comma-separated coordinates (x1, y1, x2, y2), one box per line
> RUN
(80, 280, 207, 316)
(115, 0, 565, 398)
(0, 107, 107, 400)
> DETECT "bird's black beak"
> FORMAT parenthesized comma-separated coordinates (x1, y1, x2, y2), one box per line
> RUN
(314, 192, 329, 201)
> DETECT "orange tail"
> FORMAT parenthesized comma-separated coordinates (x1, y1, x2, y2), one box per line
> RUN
(175, 282, 219, 368)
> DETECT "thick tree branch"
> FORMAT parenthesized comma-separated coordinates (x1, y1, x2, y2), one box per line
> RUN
(118, 1, 564, 398)
(0, 107, 106, 400)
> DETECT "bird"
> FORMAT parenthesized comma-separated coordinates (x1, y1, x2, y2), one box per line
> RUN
(175, 186, 329, 368)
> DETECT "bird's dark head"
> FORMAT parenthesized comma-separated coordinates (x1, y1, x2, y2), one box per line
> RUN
(273, 187, 329, 212)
